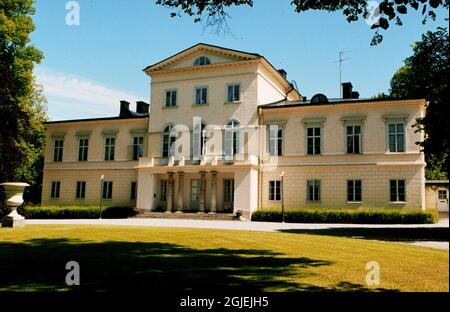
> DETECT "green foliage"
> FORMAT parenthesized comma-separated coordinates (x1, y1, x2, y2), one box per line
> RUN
(251, 208, 438, 224)
(389, 27, 449, 178)
(0, 0, 47, 196)
(21, 206, 139, 219)
(155, 0, 449, 44)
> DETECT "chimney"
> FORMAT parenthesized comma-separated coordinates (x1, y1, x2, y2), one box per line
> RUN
(136, 101, 150, 115)
(278, 69, 287, 79)
(341, 82, 353, 99)
(351, 91, 360, 99)
(120, 101, 130, 117)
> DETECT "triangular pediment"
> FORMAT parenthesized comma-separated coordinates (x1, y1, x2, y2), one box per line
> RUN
(144, 43, 261, 73)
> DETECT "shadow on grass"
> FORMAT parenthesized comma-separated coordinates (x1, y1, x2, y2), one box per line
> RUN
(0, 238, 393, 293)
(278, 227, 449, 242)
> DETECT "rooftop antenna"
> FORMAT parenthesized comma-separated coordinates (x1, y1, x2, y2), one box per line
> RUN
(334, 51, 351, 99)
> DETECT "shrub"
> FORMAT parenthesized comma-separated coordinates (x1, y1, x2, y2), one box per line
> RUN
(251, 209, 438, 224)
(22, 206, 138, 219)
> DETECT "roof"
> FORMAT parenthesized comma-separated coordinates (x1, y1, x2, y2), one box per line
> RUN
(44, 115, 148, 125)
(143, 43, 261, 72)
(143, 43, 302, 100)
(260, 98, 426, 109)
(426, 180, 449, 185)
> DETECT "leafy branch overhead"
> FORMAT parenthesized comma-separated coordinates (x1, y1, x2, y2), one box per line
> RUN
(155, 0, 449, 44)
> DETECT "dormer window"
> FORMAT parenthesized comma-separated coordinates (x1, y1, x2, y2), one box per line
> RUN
(194, 56, 211, 66)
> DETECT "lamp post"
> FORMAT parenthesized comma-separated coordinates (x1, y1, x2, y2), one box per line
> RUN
(281, 172, 285, 223)
(99, 175, 104, 219)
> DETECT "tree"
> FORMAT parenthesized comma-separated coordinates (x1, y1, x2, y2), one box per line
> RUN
(0, 0, 47, 198)
(389, 27, 448, 179)
(155, 0, 449, 44)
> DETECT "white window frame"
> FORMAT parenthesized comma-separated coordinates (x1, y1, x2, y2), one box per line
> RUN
(77, 137, 89, 162)
(164, 89, 177, 108)
(224, 120, 242, 161)
(347, 180, 362, 203)
(51, 181, 61, 199)
(132, 135, 145, 161)
(307, 180, 321, 202)
(104, 136, 116, 161)
(161, 125, 177, 158)
(102, 181, 113, 200)
(387, 121, 406, 153)
(268, 125, 284, 156)
(269, 180, 282, 201)
(306, 126, 322, 156)
(194, 56, 211, 66)
(53, 139, 64, 162)
(75, 181, 86, 199)
(345, 123, 363, 154)
(226, 83, 241, 103)
(390, 180, 407, 203)
(194, 86, 208, 105)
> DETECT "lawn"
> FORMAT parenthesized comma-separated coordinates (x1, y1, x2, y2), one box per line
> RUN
(0, 225, 448, 292)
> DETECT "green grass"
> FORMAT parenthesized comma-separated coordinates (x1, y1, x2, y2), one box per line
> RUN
(0, 225, 448, 292)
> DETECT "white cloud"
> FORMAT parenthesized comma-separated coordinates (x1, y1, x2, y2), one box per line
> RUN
(35, 68, 142, 120)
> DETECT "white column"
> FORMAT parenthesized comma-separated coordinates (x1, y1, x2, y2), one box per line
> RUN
(210, 171, 217, 213)
(177, 171, 184, 212)
(234, 168, 258, 220)
(137, 171, 156, 212)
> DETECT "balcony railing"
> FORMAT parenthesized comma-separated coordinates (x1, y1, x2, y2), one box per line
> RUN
(138, 154, 258, 168)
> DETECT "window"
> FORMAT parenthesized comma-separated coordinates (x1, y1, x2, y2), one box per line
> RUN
(162, 125, 177, 158)
(76, 181, 86, 199)
(346, 124, 362, 154)
(160, 180, 168, 202)
(347, 180, 362, 202)
(194, 56, 211, 66)
(132, 136, 144, 160)
(307, 126, 322, 155)
(51, 181, 60, 199)
(390, 180, 406, 202)
(268, 125, 283, 156)
(104, 136, 116, 161)
(102, 181, 113, 200)
(130, 182, 137, 200)
(195, 87, 208, 105)
(269, 181, 282, 201)
(438, 190, 448, 200)
(223, 179, 235, 203)
(165, 90, 177, 108)
(78, 138, 89, 162)
(307, 180, 321, 202)
(388, 122, 405, 152)
(227, 84, 241, 102)
(193, 123, 207, 161)
(53, 139, 64, 162)
(224, 121, 241, 160)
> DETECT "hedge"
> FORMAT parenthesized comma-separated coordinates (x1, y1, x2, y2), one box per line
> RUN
(21, 206, 138, 219)
(251, 209, 438, 224)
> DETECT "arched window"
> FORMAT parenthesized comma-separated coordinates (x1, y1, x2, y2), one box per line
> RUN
(162, 125, 177, 158)
(194, 56, 211, 66)
(224, 120, 241, 159)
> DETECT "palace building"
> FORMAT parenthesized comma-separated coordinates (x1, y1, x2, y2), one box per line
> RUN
(42, 44, 427, 219)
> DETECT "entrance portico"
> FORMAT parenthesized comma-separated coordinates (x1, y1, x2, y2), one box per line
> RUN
(136, 162, 258, 218)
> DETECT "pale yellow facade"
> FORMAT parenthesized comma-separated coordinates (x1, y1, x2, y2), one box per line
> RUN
(42, 44, 427, 217)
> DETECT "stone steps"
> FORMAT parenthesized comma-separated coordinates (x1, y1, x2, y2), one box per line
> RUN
(134, 212, 237, 221)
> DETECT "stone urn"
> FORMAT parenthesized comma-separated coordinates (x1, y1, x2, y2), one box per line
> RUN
(1, 182, 30, 228)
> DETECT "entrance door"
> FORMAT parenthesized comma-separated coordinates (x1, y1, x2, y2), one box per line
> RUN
(437, 188, 449, 212)
(223, 179, 235, 213)
(190, 179, 200, 211)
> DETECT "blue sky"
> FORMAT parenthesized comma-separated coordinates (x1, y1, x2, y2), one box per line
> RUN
(31, 0, 448, 120)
